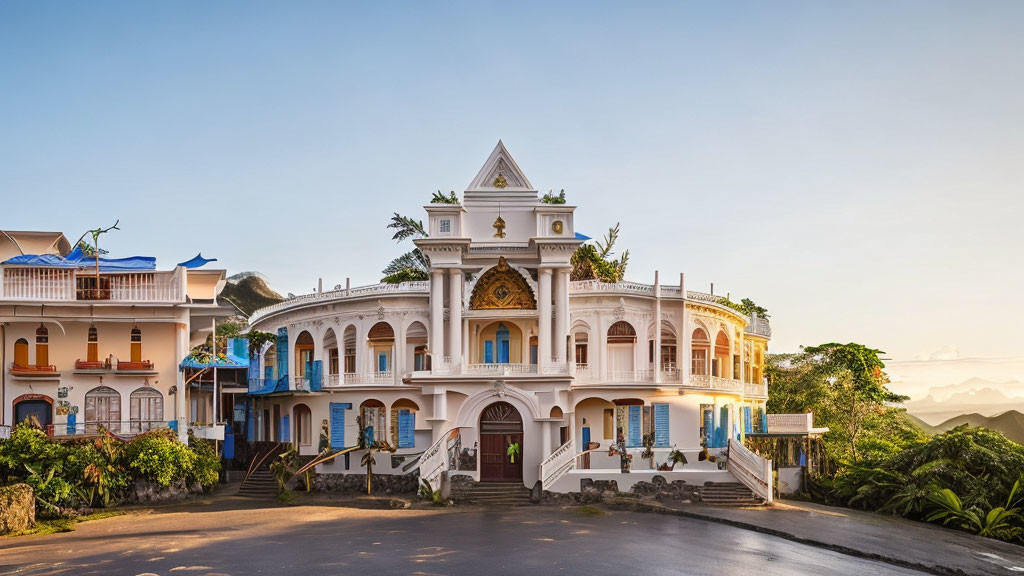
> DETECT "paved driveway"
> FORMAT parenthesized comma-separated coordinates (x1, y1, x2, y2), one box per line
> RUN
(0, 498, 929, 576)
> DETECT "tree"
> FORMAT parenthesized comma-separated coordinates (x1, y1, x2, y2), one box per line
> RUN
(570, 223, 630, 282)
(431, 190, 459, 204)
(381, 213, 429, 283)
(541, 189, 566, 204)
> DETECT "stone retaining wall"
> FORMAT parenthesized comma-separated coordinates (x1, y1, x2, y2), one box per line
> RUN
(542, 476, 704, 504)
(312, 472, 418, 495)
(127, 478, 206, 504)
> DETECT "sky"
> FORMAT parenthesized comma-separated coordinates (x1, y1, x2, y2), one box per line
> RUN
(1, 1, 1022, 395)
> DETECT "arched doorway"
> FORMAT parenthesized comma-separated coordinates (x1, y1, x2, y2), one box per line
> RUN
(294, 404, 312, 449)
(479, 401, 523, 482)
(13, 394, 53, 429)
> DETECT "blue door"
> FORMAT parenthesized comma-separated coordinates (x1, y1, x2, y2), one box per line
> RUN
(484, 341, 494, 363)
(497, 324, 510, 363)
(377, 352, 388, 372)
(582, 426, 591, 448)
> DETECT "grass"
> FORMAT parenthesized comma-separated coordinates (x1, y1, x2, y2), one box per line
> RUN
(8, 509, 128, 537)
(575, 506, 606, 516)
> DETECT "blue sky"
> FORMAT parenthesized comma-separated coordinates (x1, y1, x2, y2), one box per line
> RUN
(2, 1, 1022, 377)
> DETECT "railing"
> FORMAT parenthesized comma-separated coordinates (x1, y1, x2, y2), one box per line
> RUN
(331, 372, 394, 386)
(607, 369, 655, 383)
(75, 359, 108, 370)
(467, 363, 536, 375)
(727, 438, 773, 504)
(416, 427, 463, 489)
(293, 376, 310, 391)
(49, 420, 170, 437)
(570, 279, 655, 295)
(575, 363, 593, 381)
(249, 280, 430, 325)
(116, 360, 155, 372)
(540, 438, 575, 489)
(744, 381, 768, 397)
(0, 425, 11, 440)
(745, 316, 772, 338)
(2, 268, 183, 302)
(767, 413, 816, 434)
(661, 367, 682, 383)
(687, 374, 744, 393)
(10, 363, 58, 375)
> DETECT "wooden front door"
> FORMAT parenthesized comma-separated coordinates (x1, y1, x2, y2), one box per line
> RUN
(479, 401, 524, 482)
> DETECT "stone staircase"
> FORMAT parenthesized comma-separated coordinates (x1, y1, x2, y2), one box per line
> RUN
(451, 481, 532, 506)
(238, 469, 279, 498)
(701, 482, 761, 505)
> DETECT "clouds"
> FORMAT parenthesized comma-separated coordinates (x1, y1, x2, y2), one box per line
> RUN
(915, 345, 961, 361)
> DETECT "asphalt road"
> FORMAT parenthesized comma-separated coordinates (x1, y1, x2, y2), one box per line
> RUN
(0, 500, 929, 576)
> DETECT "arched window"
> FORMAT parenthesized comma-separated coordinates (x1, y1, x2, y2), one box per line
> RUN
(130, 327, 142, 362)
(606, 321, 636, 374)
(360, 399, 387, 446)
(607, 321, 636, 343)
(294, 331, 314, 379)
(294, 404, 312, 447)
(130, 387, 163, 433)
(714, 330, 730, 377)
(390, 399, 419, 448)
(35, 325, 49, 366)
(691, 328, 710, 376)
(407, 322, 429, 371)
(13, 338, 29, 367)
(85, 386, 121, 433)
(368, 322, 394, 374)
(87, 326, 99, 363)
(343, 325, 357, 374)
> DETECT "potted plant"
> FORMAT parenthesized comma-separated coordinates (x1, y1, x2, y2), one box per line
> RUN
(667, 446, 688, 470)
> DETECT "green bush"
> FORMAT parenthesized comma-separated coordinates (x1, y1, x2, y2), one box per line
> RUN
(0, 423, 221, 513)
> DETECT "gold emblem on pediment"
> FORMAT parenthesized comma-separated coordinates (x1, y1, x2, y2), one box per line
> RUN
(469, 256, 536, 310)
(493, 215, 506, 238)
(493, 174, 508, 189)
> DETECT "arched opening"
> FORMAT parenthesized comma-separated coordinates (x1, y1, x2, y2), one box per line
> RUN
(13, 394, 53, 430)
(130, 327, 142, 363)
(294, 403, 312, 447)
(649, 321, 678, 377)
(263, 343, 277, 380)
(390, 398, 419, 448)
(323, 328, 338, 381)
(85, 386, 121, 433)
(130, 386, 163, 433)
(714, 330, 730, 378)
(343, 325, 357, 375)
(368, 322, 394, 374)
(407, 321, 429, 372)
(691, 328, 710, 376)
(35, 325, 49, 366)
(294, 330, 314, 382)
(359, 399, 387, 446)
(13, 338, 28, 368)
(573, 331, 589, 368)
(469, 257, 536, 310)
(477, 321, 524, 364)
(607, 321, 636, 375)
(479, 401, 524, 482)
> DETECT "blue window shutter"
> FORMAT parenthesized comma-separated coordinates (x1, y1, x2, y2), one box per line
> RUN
(654, 403, 669, 447)
(310, 360, 322, 391)
(582, 426, 591, 448)
(703, 408, 714, 446)
(744, 406, 752, 434)
(759, 408, 768, 433)
(398, 409, 415, 448)
(281, 414, 290, 443)
(277, 328, 288, 379)
(378, 353, 387, 372)
(628, 405, 642, 447)
(484, 341, 494, 363)
(329, 403, 346, 449)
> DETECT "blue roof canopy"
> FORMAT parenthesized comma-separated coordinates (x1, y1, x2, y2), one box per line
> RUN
(575, 232, 592, 241)
(177, 253, 217, 269)
(179, 338, 250, 370)
(2, 251, 156, 271)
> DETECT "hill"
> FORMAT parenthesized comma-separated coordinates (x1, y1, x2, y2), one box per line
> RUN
(909, 410, 1024, 444)
(219, 273, 284, 316)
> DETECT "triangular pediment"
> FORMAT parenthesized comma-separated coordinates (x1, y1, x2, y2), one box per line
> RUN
(467, 140, 534, 192)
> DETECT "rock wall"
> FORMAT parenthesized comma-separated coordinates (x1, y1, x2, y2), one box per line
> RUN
(312, 472, 418, 495)
(541, 475, 704, 504)
(127, 478, 206, 504)
(0, 484, 35, 534)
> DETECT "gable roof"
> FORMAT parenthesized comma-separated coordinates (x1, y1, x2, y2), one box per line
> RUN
(466, 140, 535, 192)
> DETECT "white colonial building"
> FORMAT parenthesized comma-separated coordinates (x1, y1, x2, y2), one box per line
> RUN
(246, 142, 772, 498)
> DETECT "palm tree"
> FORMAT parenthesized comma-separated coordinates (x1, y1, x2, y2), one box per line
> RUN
(571, 223, 630, 282)
(382, 213, 429, 283)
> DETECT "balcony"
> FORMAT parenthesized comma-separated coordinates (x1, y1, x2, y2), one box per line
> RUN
(115, 360, 156, 374)
(75, 359, 109, 373)
(467, 363, 536, 376)
(745, 316, 772, 338)
(249, 377, 287, 395)
(249, 280, 430, 325)
(9, 363, 59, 378)
(321, 372, 394, 387)
(2, 268, 184, 303)
(766, 413, 828, 434)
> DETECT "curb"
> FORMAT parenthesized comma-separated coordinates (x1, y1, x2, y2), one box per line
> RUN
(604, 499, 970, 576)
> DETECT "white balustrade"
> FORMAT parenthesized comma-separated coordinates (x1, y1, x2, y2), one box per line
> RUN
(250, 280, 430, 324)
(607, 370, 655, 383)
(727, 438, 773, 504)
(467, 363, 536, 375)
(766, 413, 816, 434)
(2, 268, 183, 303)
(539, 438, 576, 489)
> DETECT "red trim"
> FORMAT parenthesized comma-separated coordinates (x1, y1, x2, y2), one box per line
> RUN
(12, 393, 53, 405)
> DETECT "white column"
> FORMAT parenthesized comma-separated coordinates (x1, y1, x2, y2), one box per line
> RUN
(462, 317, 469, 374)
(538, 268, 552, 372)
(681, 273, 691, 385)
(175, 323, 188, 443)
(654, 271, 662, 384)
(448, 269, 463, 371)
(542, 421, 553, 459)
(394, 323, 404, 385)
(429, 270, 444, 366)
(554, 268, 569, 366)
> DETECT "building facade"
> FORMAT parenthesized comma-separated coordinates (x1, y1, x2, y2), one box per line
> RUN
(0, 230, 229, 443)
(247, 142, 771, 493)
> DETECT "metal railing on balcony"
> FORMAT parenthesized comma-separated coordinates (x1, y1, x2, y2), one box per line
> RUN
(2, 268, 184, 303)
(467, 363, 536, 375)
(745, 316, 772, 338)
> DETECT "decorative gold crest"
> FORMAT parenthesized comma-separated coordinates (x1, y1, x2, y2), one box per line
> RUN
(469, 257, 536, 310)
(493, 215, 506, 238)
(493, 174, 508, 188)
(552, 220, 563, 235)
